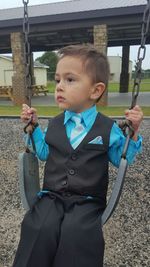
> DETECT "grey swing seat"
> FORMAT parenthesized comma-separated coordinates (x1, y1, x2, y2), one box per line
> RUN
(19, 150, 40, 210)
(19, 123, 51, 211)
(19, 120, 41, 210)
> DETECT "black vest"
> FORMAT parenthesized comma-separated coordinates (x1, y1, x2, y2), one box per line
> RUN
(44, 112, 113, 208)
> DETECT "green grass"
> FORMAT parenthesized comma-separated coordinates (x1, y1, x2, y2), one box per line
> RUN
(1, 79, 150, 117)
(108, 79, 150, 92)
(47, 81, 56, 93)
(0, 106, 149, 116)
(47, 79, 150, 93)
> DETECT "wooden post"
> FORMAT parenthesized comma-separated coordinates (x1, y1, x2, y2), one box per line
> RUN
(119, 46, 130, 93)
(94, 24, 108, 106)
(11, 32, 29, 105)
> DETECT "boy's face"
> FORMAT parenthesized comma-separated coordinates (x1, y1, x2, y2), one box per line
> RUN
(55, 56, 105, 113)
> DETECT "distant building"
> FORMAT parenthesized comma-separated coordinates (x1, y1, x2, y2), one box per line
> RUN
(108, 56, 132, 82)
(0, 55, 49, 86)
(0, 55, 132, 86)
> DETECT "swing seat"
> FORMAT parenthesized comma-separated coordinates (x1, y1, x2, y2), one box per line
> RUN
(101, 157, 128, 226)
(18, 149, 128, 226)
(19, 151, 40, 210)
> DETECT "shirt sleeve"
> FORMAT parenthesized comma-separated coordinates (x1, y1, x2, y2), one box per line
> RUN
(24, 126, 49, 161)
(108, 122, 142, 168)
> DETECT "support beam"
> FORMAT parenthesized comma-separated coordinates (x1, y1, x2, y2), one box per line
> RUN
(94, 24, 108, 106)
(11, 32, 29, 105)
(119, 46, 130, 93)
(30, 52, 36, 86)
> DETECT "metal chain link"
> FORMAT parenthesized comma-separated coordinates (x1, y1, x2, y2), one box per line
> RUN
(101, 0, 150, 225)
(131, 0, 150, 109)
(119, 0, 150, 149)
(22, 0, 32, 107)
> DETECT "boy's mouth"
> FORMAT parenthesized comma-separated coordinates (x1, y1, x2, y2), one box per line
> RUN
(56, 96, 65, 102)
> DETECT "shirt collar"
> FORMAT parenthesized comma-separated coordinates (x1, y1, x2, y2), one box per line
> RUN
(64, 105, 97, 127)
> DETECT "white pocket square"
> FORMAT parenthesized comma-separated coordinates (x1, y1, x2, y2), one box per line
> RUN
(88, 136, 103, 145)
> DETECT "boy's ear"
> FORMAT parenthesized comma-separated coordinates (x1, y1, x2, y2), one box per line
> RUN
(91, 82, 105, 101)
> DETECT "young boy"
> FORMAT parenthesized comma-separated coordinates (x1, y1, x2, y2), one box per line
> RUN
(13, 44, 143, 267)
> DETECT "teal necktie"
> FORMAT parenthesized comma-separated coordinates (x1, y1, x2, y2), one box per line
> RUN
(70, 114, 87, 149)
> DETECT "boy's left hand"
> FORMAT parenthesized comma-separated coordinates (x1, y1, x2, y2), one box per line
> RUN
(125, 105, 143, 140)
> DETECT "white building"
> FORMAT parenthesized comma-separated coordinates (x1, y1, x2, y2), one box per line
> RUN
(108, 56, 132, 82)
(0, 55, 48, 86)
(0, 55, 132, 86)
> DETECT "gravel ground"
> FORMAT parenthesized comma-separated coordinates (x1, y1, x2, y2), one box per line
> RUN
(0, 118, 149, 267)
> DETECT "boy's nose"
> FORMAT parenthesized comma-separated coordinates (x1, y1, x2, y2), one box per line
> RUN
(56, 81, 64, 91)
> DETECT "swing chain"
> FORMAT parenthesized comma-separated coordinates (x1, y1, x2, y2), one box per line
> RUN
(131, 0, 150, 109)
(23, 0, 38, 151)
(101, 1, 150, 225)
(23, 0, 32, 107)
(119, 0, 150, 144)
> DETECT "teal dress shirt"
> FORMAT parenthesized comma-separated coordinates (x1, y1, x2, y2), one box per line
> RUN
(27, 105, 142, 168)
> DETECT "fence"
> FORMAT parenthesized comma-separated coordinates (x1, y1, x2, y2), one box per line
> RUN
(47, 71, 55, 81)
(132, 70, 150, 79)
(47, 70, 150, 81)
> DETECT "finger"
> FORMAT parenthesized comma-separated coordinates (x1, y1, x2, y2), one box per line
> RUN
(125, 110, 136, 117)
(133, 105, 140, 109)
(125, 109, 130, 116)
(21, 114, 31, 121)
(20, 116, 30, 123)
(22, 103, 30, 108)
(127, 113, 139, 119)
(22, 104, 30, 110)
(131, 105, 142, 112)
(30, 107, 37, 113)
(25, 108, 37, 116)
(126, 108, 142, 116)
(21, 111, 31, 116)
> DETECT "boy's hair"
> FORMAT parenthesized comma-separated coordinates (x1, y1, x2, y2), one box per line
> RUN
(58, 44, 110, 89)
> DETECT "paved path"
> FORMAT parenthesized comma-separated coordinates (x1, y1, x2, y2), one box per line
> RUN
(0, 92, 149, 106)
(107, 92, 150, 106)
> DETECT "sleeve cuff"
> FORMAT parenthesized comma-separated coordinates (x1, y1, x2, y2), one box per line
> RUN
(129, 134, 143, 152)
(32, 126, 45, 142)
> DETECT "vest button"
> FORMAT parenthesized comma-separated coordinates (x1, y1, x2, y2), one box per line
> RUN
(71, 154, 77, 160)
(62, 192, 72, 197)
(68, 169, 75, 175)
(62, 180, 68, 186)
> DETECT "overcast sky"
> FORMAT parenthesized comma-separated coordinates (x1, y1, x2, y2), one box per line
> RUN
(0, 0, 149, 69)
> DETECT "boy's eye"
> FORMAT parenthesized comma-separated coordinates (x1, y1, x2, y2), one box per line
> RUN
(55, 79, 60, 84)
(67, 77, 75, 83)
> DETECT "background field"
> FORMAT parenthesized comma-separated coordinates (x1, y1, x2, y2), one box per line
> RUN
(0, 106, 149, 116)
(0, 79, 149, 116)
(47, 79, 150, 93)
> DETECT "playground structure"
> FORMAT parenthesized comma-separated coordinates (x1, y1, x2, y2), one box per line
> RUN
(0, 0, 149, 105)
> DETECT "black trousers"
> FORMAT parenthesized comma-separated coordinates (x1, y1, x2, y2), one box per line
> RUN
(12, 192, 104, 267)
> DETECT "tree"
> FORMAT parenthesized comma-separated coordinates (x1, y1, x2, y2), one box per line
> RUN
(36, 51, 58, 80)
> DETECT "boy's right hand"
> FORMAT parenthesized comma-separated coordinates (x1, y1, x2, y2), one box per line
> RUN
(21, 104, 38, 125)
